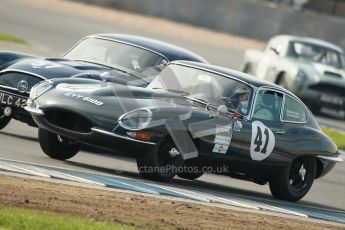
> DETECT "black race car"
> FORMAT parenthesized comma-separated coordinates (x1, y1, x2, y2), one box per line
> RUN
(25, 61, 342, 201)
(0, 34, 207, 130)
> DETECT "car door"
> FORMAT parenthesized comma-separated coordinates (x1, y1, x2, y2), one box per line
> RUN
(194, 114, 244, 159)
(240, 88, 288, 163)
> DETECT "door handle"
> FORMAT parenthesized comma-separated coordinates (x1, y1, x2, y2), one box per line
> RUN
(273, 129, 285, 135)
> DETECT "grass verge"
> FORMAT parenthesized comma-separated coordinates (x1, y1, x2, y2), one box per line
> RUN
(0, 32, 27, 44)
(0, 206, 134, 230)
(322, 127, 345, 150)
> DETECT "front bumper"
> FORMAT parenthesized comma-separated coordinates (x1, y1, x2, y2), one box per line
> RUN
(296, 83, 345, 111)
(25, 106, 157, 157)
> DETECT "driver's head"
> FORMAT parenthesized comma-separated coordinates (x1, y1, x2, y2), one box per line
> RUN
(234, 85, 250, 102)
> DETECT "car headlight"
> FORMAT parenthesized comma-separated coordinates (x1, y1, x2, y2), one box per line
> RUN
(118, 109, 152, 130)
(30, 80, 53, 100)
(296, 69, 308, 84)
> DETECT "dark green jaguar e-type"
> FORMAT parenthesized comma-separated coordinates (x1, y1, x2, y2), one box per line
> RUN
(25, 61, 342, 201)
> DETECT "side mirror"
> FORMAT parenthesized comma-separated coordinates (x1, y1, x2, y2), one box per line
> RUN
(217, 105, 228, 114)
(270, 46, 280, 55)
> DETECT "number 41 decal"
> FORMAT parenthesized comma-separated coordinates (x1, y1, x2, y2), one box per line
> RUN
(250, 121, 275, 161)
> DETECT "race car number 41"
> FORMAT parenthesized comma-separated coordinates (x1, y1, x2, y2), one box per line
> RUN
(250, 121, 275, 161)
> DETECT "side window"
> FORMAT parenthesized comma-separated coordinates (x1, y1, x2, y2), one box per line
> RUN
(253, 90, 283, 121)
(283, 95, 307, 123)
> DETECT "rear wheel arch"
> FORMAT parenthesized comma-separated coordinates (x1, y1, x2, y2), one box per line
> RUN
(275, 71, 286, 84)
(243, 62, 253, 74)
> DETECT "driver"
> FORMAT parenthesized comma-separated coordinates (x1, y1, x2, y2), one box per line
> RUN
(226, 85, 250, 114)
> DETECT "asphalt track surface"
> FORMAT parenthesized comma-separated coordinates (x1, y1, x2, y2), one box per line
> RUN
(0, 0, 345, 223)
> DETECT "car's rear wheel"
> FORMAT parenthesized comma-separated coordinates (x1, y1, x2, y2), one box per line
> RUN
(269, 156, 316, 201)
(0, 106, 11, 130)
(177, 160, 204, 180)
(276, 74, 289, 90)
(38, 128, 81, 160)
(137, 138, 183, 182)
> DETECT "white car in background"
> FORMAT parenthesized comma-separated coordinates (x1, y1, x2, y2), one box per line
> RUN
(242, 35, 345, 115)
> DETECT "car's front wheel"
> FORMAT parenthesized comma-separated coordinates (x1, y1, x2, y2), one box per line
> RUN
(0, 106, 11, 130)
(269, 156, 316, 201)
(137, 138, 183, 182)
(38, 128, 81, 160)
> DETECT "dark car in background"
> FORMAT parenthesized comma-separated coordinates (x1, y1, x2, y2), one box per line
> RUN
(25, 61, 342, 201)
(0, 34, 207, 130)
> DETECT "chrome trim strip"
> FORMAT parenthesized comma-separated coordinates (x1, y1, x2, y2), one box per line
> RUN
(24, 106, 44, 115)
(118, 108, 153, 131)
(91, 128, 156, 145)
(0, 85, 25, 93)
(317, 155, 343, 162)
(0, 69, 47, 81)
(63, 36, 170, 62)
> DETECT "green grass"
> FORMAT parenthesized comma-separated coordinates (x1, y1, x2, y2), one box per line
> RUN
(322, 127, 345, 150)
(0, 206, 135, 230)
(0, 32, 27, 44)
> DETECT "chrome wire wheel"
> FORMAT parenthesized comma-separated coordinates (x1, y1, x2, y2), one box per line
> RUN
(289, 158, 310, 193)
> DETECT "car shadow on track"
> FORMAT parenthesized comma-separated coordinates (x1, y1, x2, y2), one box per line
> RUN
(63, 160, 345, 214)
(0, 131, 38, 142)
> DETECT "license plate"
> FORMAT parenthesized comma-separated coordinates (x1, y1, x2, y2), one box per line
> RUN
(0, 92, 27, 108)
(320, 94, 343, 106)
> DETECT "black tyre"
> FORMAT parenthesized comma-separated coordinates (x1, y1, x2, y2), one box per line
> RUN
(177, 160, 204, 180)
(269, 157, 316, 201)
(276, 74, 289, 90)
(243, 63, 253, 74)
(0, 107, 11, 130)
(38, 128, 81, 160)
(137, 138, 183, 182)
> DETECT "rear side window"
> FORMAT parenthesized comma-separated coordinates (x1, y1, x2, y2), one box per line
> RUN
(283, 95, 307, 123)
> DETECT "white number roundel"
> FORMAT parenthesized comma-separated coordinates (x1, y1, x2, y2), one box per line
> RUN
(250, 121, 275, 161)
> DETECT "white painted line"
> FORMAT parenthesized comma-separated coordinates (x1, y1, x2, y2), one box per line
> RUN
(143, 182, 210, 202)
(0, 160, 105, 186)
(46, 170, 105, 186)
(258, 203, 308, 218)
(0, 158, 98, 175)
(202, 194, 260, 210)
(0, 162, 50, 178)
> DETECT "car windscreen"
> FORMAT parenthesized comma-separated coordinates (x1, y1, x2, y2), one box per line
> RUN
(64, 37, 168, 78)
(288, 41, 344, 69)
(147, 64, 253, 116)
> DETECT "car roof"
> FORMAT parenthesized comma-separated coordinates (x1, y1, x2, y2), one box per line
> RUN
(272, 35, 343, 53)
(170, 60, 290, 91)
(88, 34, 208, 63)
